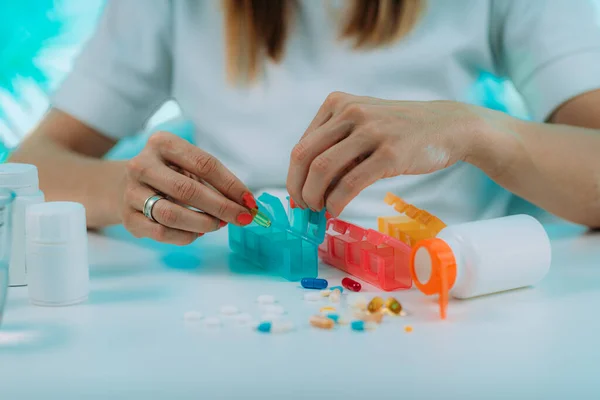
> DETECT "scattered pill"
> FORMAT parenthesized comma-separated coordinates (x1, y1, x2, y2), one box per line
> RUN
(183, 311, 203, 321)
(321, 290, 331, 297)
(385, 297, 402, 315)
(271, 321, 294, 333)
(351, 320, 365, 331)
(301, 277, 328, 290)
(256, 321, 294, 334)
(329, 286, 344, 293)
(404, 325, 413, 333)
(320, 306, 336, 313)
(351, 320, 377, 331)
(367, 296, 385, 313)
(304, 292, 321, 301)
(325, 313, 340, 323)
(257, 295, 275, 304)
(263, 304, 285, 315)
(310, 315, 335, 330)
(204, 317, 221, 327)
(342, 277, 362, 292)
(220, 305, 239, 315)
(257, 322, 272, 333)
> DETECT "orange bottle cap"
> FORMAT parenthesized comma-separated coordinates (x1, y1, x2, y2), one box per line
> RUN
(409, 238, 457, 319)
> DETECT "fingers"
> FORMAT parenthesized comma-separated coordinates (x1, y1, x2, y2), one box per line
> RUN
(324, 154, 387, 217)
(150, 132, 251, 206)
(301, 133, 376, 211)
(123, 210, 198, 246)
(127, 184, 225, 233)
(299, 91, 353, 140)
(287, 120, 354, 209)
(132, 161, 252, 226)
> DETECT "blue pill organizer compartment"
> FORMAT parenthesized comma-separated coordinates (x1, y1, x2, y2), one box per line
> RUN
(228, 193, 327, 281)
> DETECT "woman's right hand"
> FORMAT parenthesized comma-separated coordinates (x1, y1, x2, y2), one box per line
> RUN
(120, 131, 257, 245)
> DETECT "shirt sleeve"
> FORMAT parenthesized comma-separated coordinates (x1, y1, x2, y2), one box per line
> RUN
(51, 0, 173, 139)
(491, 0, 600, 122)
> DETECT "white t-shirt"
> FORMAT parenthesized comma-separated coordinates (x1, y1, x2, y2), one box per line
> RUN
(52, 0, 600, 224)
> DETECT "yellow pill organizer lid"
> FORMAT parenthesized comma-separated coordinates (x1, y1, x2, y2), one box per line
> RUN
(378, 193, 446, 246)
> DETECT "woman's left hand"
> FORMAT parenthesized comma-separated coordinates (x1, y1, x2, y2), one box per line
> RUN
(286, 91, 497, 216)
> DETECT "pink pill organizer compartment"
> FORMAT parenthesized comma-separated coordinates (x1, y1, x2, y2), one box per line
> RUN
(318, 218, 412, 291)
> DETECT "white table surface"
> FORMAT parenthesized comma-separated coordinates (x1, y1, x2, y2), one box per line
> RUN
(1, 219, 599, 400)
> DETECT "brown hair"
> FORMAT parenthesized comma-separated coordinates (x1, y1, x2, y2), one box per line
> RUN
(223, 0, 425, 83)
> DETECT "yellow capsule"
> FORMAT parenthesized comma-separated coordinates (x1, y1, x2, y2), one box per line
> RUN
(367, 296, 384, 313)
(404, 325, 413, 333)
(384, 297, 403, 315)
(320, 306, 336, 313)
(250, 208, 271, 228)
(310, 315, 335, 330)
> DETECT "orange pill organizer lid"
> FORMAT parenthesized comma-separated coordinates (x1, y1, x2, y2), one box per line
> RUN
(409, 238, 457, 319)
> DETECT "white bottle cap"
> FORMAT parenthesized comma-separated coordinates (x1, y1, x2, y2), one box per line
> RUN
(26, 201, 86, 244)
(0, 163, 39, 193)
(25, 202, 89, 306)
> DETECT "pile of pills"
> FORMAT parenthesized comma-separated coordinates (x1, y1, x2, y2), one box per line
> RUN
(183, 276, 412, 336)
(301, 277, 410, 333)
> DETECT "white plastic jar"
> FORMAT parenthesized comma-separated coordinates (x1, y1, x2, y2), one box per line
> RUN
(25, 202, 89, 306)
(0, 164, 45, 286)
(410, 214, 551, 319)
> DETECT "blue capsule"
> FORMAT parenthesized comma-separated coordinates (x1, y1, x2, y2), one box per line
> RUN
(301, 278, 328, 290)
(329, 286, 344, 293)
(351, 320, 365, 331)
(257, 322, 272, 333)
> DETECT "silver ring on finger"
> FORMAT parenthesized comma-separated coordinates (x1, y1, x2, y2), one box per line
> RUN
(143, 194, 166, 222)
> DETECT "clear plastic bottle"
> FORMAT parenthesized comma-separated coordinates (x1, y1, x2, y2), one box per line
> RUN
(409, 214, 551, 319)
(0, 164, 45, 286)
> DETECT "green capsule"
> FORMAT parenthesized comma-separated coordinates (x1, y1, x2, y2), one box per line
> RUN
(251, 209, 271, 228)
(385, 297, 403, 315)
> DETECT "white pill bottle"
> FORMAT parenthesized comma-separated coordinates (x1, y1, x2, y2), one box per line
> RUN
(409, 214, 551, 319)
(0, 164, 45, 286)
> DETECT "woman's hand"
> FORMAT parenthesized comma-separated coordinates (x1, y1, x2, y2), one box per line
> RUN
(287, 92, 497, 216)
(120, 131, 257, 245)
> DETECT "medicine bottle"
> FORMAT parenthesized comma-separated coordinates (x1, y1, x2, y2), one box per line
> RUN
(25, 202, 89, 306)
(410, 214, 551, 319)
(0, 164, 45, 286)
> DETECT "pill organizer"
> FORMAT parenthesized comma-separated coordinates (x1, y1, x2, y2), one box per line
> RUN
(229, 193, 327, 281)
(377, 192, 446, 247)
(318, 218, 412, 291)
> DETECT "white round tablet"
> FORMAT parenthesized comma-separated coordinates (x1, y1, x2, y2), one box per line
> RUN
(183, 311, 203, 321)
(220, 305, 239, 315)
(257, 295, 275, 304)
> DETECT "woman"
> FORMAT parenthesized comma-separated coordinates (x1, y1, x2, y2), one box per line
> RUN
(10, 0, 600, 245)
